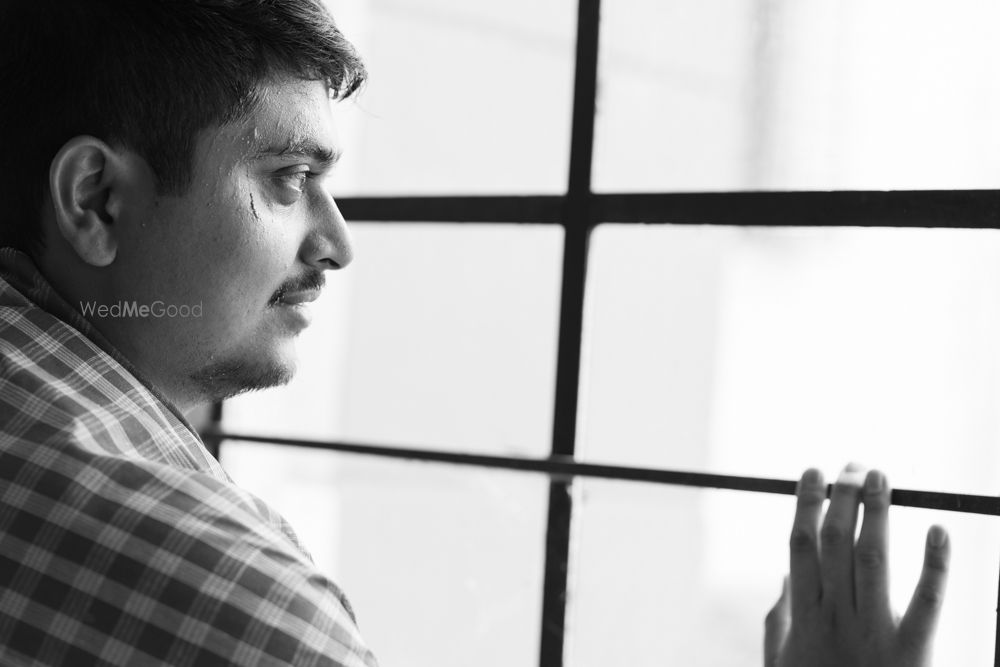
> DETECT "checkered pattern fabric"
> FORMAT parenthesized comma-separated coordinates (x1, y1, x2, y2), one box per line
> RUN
(0, 248, 378, 666)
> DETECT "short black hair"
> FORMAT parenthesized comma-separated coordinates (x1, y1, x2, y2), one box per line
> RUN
(0, 0, 366, 255)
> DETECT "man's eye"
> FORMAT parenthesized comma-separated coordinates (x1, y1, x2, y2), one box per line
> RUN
(277, 170, 310, 193)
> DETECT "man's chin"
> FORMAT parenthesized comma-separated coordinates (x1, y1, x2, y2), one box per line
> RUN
(189, 353, 297, 402)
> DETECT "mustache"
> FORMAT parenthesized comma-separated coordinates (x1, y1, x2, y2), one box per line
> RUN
(269, 270, 326, 305)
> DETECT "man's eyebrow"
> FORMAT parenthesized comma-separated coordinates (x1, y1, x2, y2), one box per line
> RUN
(249, 138, 342, 168)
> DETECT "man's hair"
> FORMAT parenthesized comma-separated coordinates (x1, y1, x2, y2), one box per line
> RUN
(0, 0, 366, 255)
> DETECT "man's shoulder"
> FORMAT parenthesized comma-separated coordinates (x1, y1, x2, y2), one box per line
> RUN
(0, 440, 377, 667)
(0, 440, 303, 572)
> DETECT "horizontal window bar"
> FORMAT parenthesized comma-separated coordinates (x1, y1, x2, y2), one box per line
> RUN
(338, 195, 565, 223)
(597, 191, 1000, 227)
(337, 191, 1000, 229)
(204, 430, 1000, 516)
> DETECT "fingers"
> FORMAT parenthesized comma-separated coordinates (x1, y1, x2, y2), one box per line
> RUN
(854, 469, 891, 621)
(764, 576, 790, 667)
(898, 525, 950, 653)
(788, 468, 825, 615)
(819, 463, 866, 614)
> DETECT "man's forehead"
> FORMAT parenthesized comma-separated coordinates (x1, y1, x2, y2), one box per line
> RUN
(191, 77, 343, 169)
(237, 78, 342, 159)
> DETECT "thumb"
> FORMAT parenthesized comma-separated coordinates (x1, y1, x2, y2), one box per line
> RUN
(764, 576, 790, 667)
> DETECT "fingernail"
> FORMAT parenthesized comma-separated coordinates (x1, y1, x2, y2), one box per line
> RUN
(929, 525, 947, 548)
(845, 461, 865, 472)
(838, 465, 866, 487)
(865, 470, 885, 493)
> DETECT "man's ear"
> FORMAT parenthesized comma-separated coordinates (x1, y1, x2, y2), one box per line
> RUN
(48, 136, 128, 267)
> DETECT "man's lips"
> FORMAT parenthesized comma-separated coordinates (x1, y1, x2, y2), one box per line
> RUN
(270, 270, 325, 307)
(275, 288, 321, 306)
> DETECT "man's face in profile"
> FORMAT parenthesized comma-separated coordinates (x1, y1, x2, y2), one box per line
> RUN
(105, 76, 352, 406)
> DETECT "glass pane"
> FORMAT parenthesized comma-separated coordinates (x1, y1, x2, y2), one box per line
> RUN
(221, 442, 548, 667)
(567, 480, 999, 666)
(327, 0, 576, 195)
(580, 224, 1000, 497)
(593, 0, 1000, 191)
(225, 223, 562, 458)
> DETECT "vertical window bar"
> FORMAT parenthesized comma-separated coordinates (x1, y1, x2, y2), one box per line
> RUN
(539, 0, 601, 664)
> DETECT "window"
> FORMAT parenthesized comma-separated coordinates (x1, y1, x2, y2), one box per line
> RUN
(209, 1, 1000, 665)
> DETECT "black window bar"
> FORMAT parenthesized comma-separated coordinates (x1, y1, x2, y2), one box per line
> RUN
(201, 0, 1000, 664)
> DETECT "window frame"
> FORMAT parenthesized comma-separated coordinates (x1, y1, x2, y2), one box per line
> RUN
(203, 0, 1000, 663)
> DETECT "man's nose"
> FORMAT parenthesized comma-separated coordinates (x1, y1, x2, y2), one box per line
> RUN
(302, 193, 353, 270)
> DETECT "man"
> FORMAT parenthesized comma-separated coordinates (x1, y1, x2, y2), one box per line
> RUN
(0, 1, 950, 665)
(0, 1, 375, 664)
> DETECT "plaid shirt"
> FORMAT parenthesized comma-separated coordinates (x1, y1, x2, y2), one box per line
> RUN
(0, 249, 378, 666)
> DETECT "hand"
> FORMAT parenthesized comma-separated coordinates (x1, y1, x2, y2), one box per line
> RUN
(764, 465, 951, 667)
